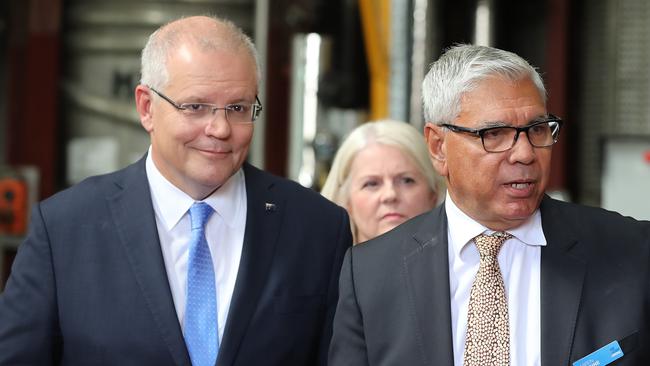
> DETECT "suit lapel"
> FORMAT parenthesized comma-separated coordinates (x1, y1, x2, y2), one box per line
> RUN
(539, 197, 585, 366)
(107, 157, 191, 366)
(217, 164, 284, 366)
(403, 204, 455, 365)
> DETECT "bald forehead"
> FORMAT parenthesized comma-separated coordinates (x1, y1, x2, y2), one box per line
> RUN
(158, 16, 246, 53)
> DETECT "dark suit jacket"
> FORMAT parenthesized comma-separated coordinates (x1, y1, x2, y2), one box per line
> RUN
(0, 157, 352, 366)
(329, 196, 650, 366)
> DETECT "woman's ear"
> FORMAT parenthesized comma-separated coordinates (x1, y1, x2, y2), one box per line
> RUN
(424, 123, 448, 177)
(135, 85, 154, 132)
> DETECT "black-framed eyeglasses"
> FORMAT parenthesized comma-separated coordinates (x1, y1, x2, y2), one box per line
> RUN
(148, 86, 263, 124)
(440, 115, 563, 153)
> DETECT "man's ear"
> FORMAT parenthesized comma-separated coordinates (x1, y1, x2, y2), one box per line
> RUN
(135, 85, 154, 132)
(424, 122, 449, 177)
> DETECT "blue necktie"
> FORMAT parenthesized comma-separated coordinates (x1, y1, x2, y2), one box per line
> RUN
(184, 202, 218, 366)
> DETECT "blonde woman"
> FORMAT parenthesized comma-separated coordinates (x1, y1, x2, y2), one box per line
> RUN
(322, 120, 442, 244)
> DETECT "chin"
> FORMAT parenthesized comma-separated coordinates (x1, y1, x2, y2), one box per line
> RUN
(500, 209, 536, 224)
(193, 171, 232, 189)
(506, 197, 540, 213)
(379, 223, 399, 236)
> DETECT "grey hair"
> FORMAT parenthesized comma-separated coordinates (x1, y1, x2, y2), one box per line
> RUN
(140, 15, 261, 90)
(321, 120, 444, 243)
(422, 44, 546, 124)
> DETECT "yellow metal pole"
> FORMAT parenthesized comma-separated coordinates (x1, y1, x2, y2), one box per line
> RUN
(358, 0, 390, 120)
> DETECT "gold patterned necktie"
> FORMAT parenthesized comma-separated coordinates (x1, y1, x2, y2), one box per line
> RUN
(463, 232, 513, 366)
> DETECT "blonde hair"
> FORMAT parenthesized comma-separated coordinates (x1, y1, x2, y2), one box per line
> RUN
(321, 119, 443, 243)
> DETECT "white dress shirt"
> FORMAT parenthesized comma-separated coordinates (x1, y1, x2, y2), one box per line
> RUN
(146, 150, 246, 342)
(445, 191, 545, 366)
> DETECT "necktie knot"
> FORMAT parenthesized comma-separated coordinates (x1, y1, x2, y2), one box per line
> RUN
(464, 231, 513, 366)
(189, 202, 214, 231)
(473, 232, 512, 260)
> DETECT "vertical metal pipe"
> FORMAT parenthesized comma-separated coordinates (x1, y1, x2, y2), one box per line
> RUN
(389, 0, 411, 121)
(474, 0, 494, 46)
(409, 0, 429, 128)
(252, 0, 268, 169)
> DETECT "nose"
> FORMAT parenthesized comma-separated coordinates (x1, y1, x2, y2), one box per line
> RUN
(380, 182, 398, 203)
(204, 110, 231, 139)
(508, 130, 536, 164)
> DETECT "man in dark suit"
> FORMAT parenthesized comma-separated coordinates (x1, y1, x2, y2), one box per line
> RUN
(0, 16, 351, 366)
(329, 44, 649, 365)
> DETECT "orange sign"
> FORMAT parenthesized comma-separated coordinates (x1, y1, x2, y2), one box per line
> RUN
(0, 177, 28, 235)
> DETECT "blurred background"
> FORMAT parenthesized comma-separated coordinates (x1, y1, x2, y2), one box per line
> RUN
(1, 0, 649, 286)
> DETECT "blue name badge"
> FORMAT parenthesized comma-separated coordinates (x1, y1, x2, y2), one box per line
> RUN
(573, 340, 624, 366)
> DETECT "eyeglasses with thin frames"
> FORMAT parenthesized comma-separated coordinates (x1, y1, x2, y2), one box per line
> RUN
(148, 86, 263, 124)
(439, 115, 563, 153)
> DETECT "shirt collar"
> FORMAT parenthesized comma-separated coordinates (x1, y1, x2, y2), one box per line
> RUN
(145, 147, 246, 231)
(444, 191, 546, 257)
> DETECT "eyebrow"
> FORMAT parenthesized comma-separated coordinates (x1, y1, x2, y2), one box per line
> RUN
(476, 114, 550, 129)
(177, 95, 256, 105)
(355, 171, 420, 180)
(474, 120, 510, 129)
(177, 95, 214, 104)
(529, 114, 550, 122)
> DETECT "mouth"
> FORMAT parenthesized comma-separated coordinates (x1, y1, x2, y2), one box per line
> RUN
(508, 182, 532, 189)
(194, 146, 231, 155)
(382, 212, 405, 221)
(503, 180, 536, 197)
